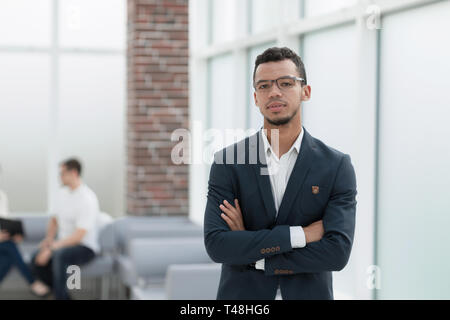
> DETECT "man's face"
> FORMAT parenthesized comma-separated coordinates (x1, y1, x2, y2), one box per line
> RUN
(253, 59, 311, 126)
(59, 165, 77, 186)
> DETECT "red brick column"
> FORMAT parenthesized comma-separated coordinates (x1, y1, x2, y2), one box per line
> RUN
(127, 0, 189, 216)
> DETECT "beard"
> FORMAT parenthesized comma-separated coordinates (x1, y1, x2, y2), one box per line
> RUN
(265, 107, 299, 126)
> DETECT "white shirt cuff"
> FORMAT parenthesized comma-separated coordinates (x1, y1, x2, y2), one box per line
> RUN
(290, 226, 306, 248)
(255, 258, 265, 270)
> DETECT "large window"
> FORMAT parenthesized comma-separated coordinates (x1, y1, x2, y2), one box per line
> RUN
(58, 0, 125, 49)
(58, 54, 125, 217)
(247, 43, 276, 130)
(302, 25, 357, 155)
(208, 55, 235, 134)
(377, 0, 450, 299)
(0, 53, 51, 211)
(0, 0, 52, 46)
(0, 0, 126, 216)
(210, 0, 237, 45)
(302, 24, 359, 298)
(304, 0, 358, 17)
(250, 0, 282, 34)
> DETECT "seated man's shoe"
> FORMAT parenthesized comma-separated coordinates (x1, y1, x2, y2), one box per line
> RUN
(30, 280, 51, 298)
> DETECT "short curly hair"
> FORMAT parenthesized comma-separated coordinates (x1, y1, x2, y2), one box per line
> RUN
(253, 47, 307, 85)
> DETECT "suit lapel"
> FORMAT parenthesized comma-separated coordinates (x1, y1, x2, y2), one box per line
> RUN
(250, 130, 277, 223)
(275, 128, 315, 225)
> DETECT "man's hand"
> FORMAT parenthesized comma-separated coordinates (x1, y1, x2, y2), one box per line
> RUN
(35, 247, 52, 266)
(220, 199, 245, 231)
(0, 230, 10, 242)
(303, 220, 324, 244)
(39, 237, 53, 249)
(50, 241, 64, 251)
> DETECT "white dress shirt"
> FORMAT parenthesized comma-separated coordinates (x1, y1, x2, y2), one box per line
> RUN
(255, 127, 306, 270)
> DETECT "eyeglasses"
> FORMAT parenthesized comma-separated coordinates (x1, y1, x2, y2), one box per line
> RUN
(254, 75, 305, 93)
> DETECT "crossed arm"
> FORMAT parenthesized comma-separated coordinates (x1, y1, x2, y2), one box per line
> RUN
(219, 198, 323, 270)
(203, 154, 357, 275)
(219, 199, 323, 244)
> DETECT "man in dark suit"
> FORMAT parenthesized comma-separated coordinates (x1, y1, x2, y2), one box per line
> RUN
(203, 47, 357, 300)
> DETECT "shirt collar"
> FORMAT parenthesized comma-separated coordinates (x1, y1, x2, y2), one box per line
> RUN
(261, 126, 304, 156)
(68, 183, 83, 194)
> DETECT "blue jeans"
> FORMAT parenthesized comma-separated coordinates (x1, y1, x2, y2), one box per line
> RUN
(30, 245, 95, 300)
(0, 240, 35, 284)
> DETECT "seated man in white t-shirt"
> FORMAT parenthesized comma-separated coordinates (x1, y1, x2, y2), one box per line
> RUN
(30, 158, 100, 300)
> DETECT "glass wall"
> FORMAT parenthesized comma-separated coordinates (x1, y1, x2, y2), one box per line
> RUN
(249, 0, 280, 34)
(247, 43, 277, 131)
(58, 0, 125, 49)
(0, 0, 52, 47)
(0, 0, 126, 216)
(58, 55, 125, 216)
(302, 24, 358, 298)
(210, 0, 236, 45)
(208, 54, 236, 152)
(0, 53, 51, 211)
(304, 0, 358, 17)
(302, 25, 357, 155)
(377, 0, 450, 299)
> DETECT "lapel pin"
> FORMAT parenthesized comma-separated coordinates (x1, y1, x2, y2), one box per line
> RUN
(312, 186, 319, 194)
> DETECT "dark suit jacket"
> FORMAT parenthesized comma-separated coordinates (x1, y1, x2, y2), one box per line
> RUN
(203, 127, 357, 300)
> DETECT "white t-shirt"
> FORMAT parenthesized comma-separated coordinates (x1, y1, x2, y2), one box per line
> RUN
(51, 184, 100, 253)
(0, 190, 9, 217)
